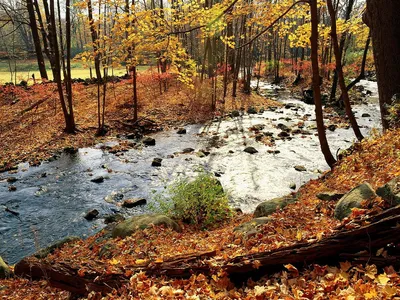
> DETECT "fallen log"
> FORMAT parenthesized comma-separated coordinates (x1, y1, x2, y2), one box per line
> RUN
(14, 206, 400, 295)
(20, 98, 49, 114)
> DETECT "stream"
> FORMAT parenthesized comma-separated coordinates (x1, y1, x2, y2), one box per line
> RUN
(0, 80, 380, 264)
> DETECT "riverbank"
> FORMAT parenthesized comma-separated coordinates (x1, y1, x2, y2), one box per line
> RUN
(1, 127, 400, 299)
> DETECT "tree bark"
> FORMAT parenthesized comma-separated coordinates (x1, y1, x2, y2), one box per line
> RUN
(364, 0, 400, 130)
(310, 0, 336, 168)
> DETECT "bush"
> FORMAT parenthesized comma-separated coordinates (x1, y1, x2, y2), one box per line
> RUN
(385, 94, 400, 128)
(151, 172, 233, 228)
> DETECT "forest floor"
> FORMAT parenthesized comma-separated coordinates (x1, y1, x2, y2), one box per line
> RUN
(0, 76, 277, 173)
(1, 76, 400, 299)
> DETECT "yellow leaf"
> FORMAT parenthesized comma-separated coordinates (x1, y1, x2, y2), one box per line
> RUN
(365, 288, 377, 299)
(109, 258, 120, 265)
(135, 259, 147, 265)
(376, 273, 390, 285)
(296, 230, 302, 241)
(383, 285, 397, 297)
(365, 264, 377, 279)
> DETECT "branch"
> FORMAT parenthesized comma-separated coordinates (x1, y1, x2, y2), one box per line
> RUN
(168, 0, 240, 35)
(236, 0, 309, 50)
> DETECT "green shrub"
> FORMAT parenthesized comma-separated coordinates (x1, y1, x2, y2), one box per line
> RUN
(151, 172, 233, 228)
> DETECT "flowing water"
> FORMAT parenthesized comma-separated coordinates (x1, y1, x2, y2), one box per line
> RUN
(0, 80, 380, 264)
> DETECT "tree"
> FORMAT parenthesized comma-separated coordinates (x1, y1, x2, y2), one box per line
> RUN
(364, 0, 400, 131)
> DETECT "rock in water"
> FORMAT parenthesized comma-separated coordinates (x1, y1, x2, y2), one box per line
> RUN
(122, 198, 147, 208)
(152, 158, 162, 167)
(294, 165, 306, 172)
(247, 107, 257, 114)
(112, 214, 181, 238)
(376, 176, 400, 206)
(177, 128, 186, 134)
(334, 183, 376, 220)
(0, 256, 11, 279)
(182, 148, 195, 153)
(85, 209, 99, 220)
(244, 147, 258, 154)
(91, 176, 104, 183)
(142, 137, 156, 146)
(254, 196, 297, 218)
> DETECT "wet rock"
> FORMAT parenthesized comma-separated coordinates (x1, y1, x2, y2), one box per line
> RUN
(152, 158, 162, 167)
(142, 137, 156, 146)
(255, 134, 263, 142)
(247, 107, 257, 114)
(8, 185, 16, 192)
(104, 192, 124, 203)
(289, 183, 296, 190)
(229, 150, 234, 154)
(334, 183, 376, 220)
(167, 154, 175, 159)
(317, 191, 345, 201)
(122, 198, 147, 208)
(277, 123, 290, 131)
(6, 177, 17, 183)
(264, 131, 274, 137)
(196, 151, 206, 158)
(234, 217, 271, 235)
(362, 113, 371, 118)
(328, 124, 337, 132)
(267, 150, 280, 154)
(250, 124, 265, 131)
(91, 176, 104, 183)
(126, 133, 140, 139)
(0, 256, 11, 279)
(112, 214, 181, 238)
(104, 214, 125, 224)
(182, 148, 195, 153)
(230, 110, 240, 117)
(63, 146, 78, 154)
(376, 176, 400, 206)
(234, 208, 243, 214)
(177, 128, 186, 134)
(84, 209, 99, 220)
(285, 103, 296, 109)
(34, 236, 80, 259)
(254, 195, 297, 218)
(278, 131, 290, 138)
(294, 165, 306, 172)
(244, 147, 258, 154)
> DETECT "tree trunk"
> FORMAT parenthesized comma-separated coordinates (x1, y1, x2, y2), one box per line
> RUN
(326, 0, 363, 141)
(26, 0, 48, 80)
(310, 0, 336, 168)
(364, 0, 400, 130)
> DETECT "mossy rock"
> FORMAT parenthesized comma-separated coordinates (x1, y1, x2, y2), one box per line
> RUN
(0, 256, 12, 279)
(317, 191, 345, 201)
(253, 196, 297, 218)
(34, 236, 81, 259)
(376, 176, 400, 207)
(334, 183, 376, 220)
(234, 217, 271, 234)
(112, 214, 181, 238)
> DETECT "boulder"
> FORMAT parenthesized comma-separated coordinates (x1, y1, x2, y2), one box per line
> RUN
(254, 196, 297, 218)
(327, 124, 336, 132)
(112, 214, 181, 238)
(289, 183, 297, 190)
(122, 198, 147, 208)
(84, 209, 99, 220)
(152, 158, 162, 167)
(362, 113, 371, 118)
(0, 256, 11, 279)
(244, 147, 258, 154)
(334, 183, 376, 220)
(317, 191, 345, 201)
(34, 236, 80, 259)
(376, 176, 400, 206)
(196, 151, 206, 158)
(6, 177, 17, 183)
(230, 110, 240, 117)
(142, 137, 156, 146)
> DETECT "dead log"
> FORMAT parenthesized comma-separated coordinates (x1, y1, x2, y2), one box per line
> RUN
(14, 207, 400, 295)
(20, 98, 49, 114)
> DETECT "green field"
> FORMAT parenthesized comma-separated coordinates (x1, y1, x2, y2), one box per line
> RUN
(0, 60, 148, 84)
